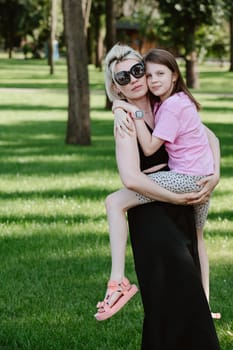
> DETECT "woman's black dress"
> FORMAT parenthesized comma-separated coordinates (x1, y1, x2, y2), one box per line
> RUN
(127, 142, 220, 350)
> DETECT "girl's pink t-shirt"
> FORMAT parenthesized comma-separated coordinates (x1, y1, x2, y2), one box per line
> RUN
(152, 92, 214, 176)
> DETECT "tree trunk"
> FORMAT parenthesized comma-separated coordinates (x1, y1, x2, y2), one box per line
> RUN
(7, 31, 13, 59)
(105, 0, 117, 109)
(49, 0, 57, 75)
(185, 51, 199, 89)
(184, 30, 199, 89)
(94, 7, 104, 69)
(82, 0, 92, 37)
(62, 0, 91, 145)
(229, 12, 233, 72)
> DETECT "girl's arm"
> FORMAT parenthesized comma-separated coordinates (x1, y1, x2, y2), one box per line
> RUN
(113, 100, 163, 156)
(113, 108, 134, 137)
(134, 119, 164, 156)
(115, 126, 190, 205)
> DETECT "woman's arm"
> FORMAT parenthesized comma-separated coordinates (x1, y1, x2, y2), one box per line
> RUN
(184, 126, 220, 204)
(114, 107, 219, 206)
(204, 125, 220, 182)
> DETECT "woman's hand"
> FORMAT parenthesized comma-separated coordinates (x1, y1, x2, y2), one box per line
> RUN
(184, 174, 219, 204)
(164, 174, 219, 206)
(166, 192, 209, 206)
(170, 174, 219, 205)
(114, 108, 135, 137)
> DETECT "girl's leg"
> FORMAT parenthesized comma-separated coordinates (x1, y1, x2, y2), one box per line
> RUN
(95, 130, 146, 321)
(193, 203, 210, 302)
(106, 127, 142, 283)
(194, 204, 221, 319)
(196, 227, 209, 302)
(197, 226, 221, 319)
(105, 188, 143, 282)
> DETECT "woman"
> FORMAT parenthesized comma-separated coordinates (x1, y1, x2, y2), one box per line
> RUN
(100, 43, 220, 350)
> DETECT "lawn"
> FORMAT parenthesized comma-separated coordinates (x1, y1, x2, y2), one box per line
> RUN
(0, 57, 232, 349)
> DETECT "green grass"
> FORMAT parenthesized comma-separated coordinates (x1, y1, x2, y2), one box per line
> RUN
(0, 58, 232, 349)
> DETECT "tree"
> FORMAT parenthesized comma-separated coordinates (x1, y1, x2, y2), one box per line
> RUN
(157, 0, 223, 88)
(223, 0, 233, 71)
(105, 0, 117, 109)
(62, 0, 91, 145)
(0, 0, 47, 58)
(230, 10, 233, 71)
(105, 0, 116, 56)
(48, 0, 57, 74)
(82, 0, 92, 36)
(89, 0, 105, 68)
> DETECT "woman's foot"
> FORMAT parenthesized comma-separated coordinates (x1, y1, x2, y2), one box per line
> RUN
(94, 277, 138, 321)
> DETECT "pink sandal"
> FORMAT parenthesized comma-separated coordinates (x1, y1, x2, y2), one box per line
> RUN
(211, 312, 221, 320)
(94, 277, 138, 321)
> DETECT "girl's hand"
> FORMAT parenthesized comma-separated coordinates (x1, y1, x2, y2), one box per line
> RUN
(112, 100, 139, 119)
(114, 108, 135, 137)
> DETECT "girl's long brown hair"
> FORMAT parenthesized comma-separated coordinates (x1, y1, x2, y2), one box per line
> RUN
(144, 48, 201, 111)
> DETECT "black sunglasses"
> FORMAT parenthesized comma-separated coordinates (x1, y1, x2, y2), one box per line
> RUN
(114, 62, 145, 86)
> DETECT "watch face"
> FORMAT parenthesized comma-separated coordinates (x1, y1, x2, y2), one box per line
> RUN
(135, 110, 144, 118)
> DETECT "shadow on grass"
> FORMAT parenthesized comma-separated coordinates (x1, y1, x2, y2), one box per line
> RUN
(199, 71, 233, 79)
(0, 58, 105, 91)
(0, 118, 117, 175)
(0, 118, 232, 176)
(203, 96, 233, 103)
(0, 186, 111, 201)
(0, 82, 104, 90)
(203, 106, 233, 113)
(0, 212, 107, 225)
(0, 104, 67, 111)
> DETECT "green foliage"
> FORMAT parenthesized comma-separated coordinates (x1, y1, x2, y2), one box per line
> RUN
(0, 0, 47, 47)
(158, 0, 224, 27)
(0, 58, 232, 349)
(157, 0, 225, 53)
(0, 0, 63, 58)
(196, 21, 229, 61)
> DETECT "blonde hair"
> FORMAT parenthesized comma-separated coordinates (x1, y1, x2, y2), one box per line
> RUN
(105, 43, 143, 101)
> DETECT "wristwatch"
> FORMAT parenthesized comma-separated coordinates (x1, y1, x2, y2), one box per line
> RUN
(134, 110, 144, 119)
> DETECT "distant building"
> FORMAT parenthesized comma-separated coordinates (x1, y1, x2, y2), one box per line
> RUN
(116, 21, 157, 54)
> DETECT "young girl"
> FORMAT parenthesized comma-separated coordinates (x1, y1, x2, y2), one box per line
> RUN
(95, 48, 220, 321)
